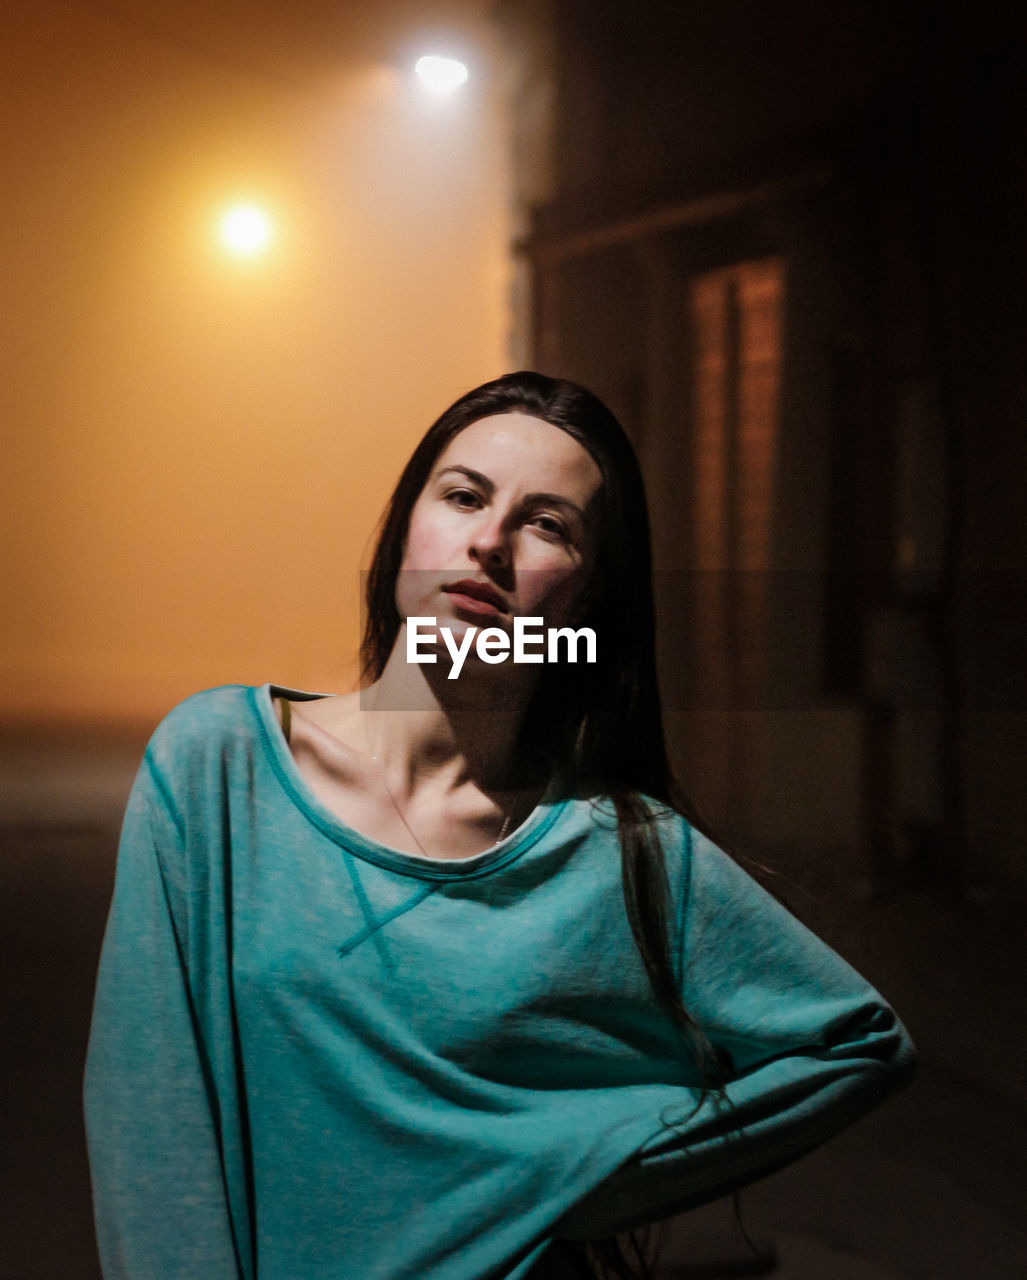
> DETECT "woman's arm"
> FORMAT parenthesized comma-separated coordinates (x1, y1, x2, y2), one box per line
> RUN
(557, 822, 917, 1240)
(83, 755, 247, 1279)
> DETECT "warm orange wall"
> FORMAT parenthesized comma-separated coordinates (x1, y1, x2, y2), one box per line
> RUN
(1, 3, 510, 727)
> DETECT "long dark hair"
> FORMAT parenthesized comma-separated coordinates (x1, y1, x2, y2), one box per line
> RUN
(361, 371, 736, 1278)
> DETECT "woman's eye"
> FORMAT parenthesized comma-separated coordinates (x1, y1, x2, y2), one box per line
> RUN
(444, 488, 483, 509)
(531, 515, 569, 541)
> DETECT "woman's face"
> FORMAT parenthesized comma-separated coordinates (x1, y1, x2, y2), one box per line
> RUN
(396, 412, 604, 640)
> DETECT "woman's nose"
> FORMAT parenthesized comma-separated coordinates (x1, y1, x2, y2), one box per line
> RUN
(469, 515, 512, 568)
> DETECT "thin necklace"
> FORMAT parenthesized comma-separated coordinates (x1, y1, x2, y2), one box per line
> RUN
(363, 715, 514, 857)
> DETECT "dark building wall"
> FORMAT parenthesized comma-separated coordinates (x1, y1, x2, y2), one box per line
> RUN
(494, 0, 1027, 895)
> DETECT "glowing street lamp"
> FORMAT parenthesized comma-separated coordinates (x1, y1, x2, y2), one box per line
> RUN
(414, 55, 469, 93)
(219, 204, 273, 257)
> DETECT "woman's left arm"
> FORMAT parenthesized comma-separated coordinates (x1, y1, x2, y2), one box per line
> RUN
(558, 823, 917, 1240)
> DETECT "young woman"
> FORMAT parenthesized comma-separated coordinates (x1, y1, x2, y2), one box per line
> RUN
(84, 371, 916, 1280)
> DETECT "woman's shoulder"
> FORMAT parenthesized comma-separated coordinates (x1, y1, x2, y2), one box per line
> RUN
(563, 783, 684, 823)
(560, 787, 691, 853)
(153, 682, 255, 737)
(143, 683, 264, 780)
(115, 686, 266, 847)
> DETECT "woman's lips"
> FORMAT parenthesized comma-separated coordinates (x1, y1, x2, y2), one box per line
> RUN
(443, 591, 504, 618)
(441, 580, 508, 617)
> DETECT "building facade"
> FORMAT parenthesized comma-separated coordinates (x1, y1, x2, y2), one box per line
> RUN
(494, 0, 1027, 896)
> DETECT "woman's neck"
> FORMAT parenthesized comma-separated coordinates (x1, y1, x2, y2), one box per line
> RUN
(362, 628, 543, 797)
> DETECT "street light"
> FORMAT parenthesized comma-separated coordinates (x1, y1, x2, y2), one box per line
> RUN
(414, 55, 469, 93)
(219, 204, 273, 257)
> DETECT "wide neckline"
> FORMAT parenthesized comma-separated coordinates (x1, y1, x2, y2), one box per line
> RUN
(250, 682, 567, 881)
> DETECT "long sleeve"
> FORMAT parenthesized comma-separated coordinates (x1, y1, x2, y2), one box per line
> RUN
(83, 755, 247, 1279)
(557, 822, 917, 1241)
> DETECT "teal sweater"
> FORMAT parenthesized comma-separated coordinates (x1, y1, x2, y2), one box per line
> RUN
(84, 683, 916, 1280)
